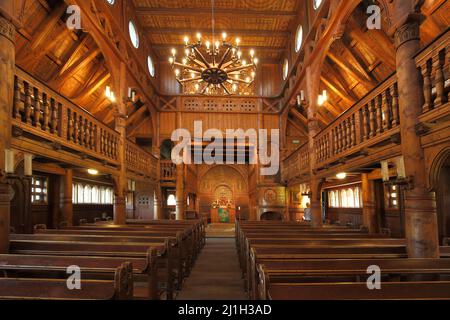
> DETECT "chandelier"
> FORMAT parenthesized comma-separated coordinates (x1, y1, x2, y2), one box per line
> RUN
(168, 1, 258, 96)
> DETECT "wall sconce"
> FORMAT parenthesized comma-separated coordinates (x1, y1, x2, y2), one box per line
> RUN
(105, 86, 116, 103)
(317, 90, 328, 106)
(128, 88, 136, 102)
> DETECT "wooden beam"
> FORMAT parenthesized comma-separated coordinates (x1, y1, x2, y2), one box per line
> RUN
(127, 106, 148, 127)
(327, 52, 374, 90)
(287, 117, 308, 136)
(320, 76, 356, 106)
(135, 7, 297, 19)
(144, 27, 290, 38)
(323, 101, 341, 117)
(290, 108, 308, 126)
(151, 43, 284, 52)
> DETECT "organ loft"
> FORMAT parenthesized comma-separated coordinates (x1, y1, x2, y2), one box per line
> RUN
(0, 0, 449, 301)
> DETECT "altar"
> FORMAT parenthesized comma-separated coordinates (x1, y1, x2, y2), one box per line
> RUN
(211, 207, 236, 223)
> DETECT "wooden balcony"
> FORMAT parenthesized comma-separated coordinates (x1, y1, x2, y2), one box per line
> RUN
(313, 73, 400, 170)
(281, 142, 310, 183)
(125, 141, 158, 179)
(12, 67, 158, 179)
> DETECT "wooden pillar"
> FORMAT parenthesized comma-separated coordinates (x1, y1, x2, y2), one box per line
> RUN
(175, 164, 185, 220)
(393, 2, 439, 257)
(113, 113, 127, 225)
(60, 169, 73, 226)
(362, 173, 378, 233)
(154, 183, 163, 220)
(306, 65, 323, 228)
(0, 15, 15, 253)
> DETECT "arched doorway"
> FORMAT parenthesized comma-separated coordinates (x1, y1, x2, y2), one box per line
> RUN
(435, 152, 450, 244)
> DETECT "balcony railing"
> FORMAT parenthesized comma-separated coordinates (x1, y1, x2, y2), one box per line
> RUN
(314, 74, 400, 168)
(125, 141, 158, 178)
(416, 28, 449, 121)
(161, 160, 176, 181)
(281, 142, 310, 182)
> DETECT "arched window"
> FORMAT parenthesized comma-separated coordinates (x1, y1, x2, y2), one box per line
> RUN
(282, 58, 289, 80)
(347, 188, 355, 208)
(329, 191, 336, 208)
(313, 0, 323, 10)
(77, 184, 84, 204)
(354, 187, 361, 208)
(106, 0, 115, 5)
(341, 189, 348, 208)
(84, 185, 92, 204)
(295, 25, 303, 52)
(129, 21, 139, 49)
(167, 194, 176, 206)
(92, 186, 100, 204)
(72, 184, 77, 204)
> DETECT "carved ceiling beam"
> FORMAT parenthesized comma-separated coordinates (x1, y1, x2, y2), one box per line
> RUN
(72, 70, 111, 102)
(127, 106, 148, 126)
(53, 49, 101, 87)
(135, 7, 297, 19)
(290, 108, 308, 126)
(323, 101, 341, 117)
(326, 52, 374, 90)
(144, 27, 290, 38)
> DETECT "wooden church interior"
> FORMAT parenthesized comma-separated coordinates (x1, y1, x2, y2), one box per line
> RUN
(0, 0, 449, 300)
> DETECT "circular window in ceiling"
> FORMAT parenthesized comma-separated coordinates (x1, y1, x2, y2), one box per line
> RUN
(295, 25, 303, 53)
(148, 55, 155, 77)
(129, 21, 139, 49)
(282, 58, 289, 80)
(313, 0, 323, 10)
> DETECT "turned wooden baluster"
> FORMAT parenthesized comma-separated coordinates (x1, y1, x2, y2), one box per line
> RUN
(42, 94, 49, 131)
(325, 135, 330, 159)
(346, 119, 352, 149)
(369, 100, 376, 137)
(361, 105, 369, 141)
(381, 89, 390, 131)
(84, 119, 89, 147)
(433, 50, 447, 107)
(421, 59, 433, 111)
(375, 95, 383, 135)
(24, 82, 32, 124)
(332, 128, 338, 155)
(391, 83, 400, 127)
(107, 133, 112, 157)
(13, 76, 23, 120)
(67, 109, 74, 141)
(33, 88, 41, 128)
(50, 99, 57, 134)
(350, 115, 356, 147)
(89, 122, 94, 149)
(100, 129, 105, 155)
(72, 112, 79, 142)
(337, 123, 343, 154)
(78, 116, 85, 146)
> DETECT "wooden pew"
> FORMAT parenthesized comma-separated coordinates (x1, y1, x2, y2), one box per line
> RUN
(245, 244, 408, 296)
(8, 238, 178, 299)
(0, 262, 133, 300)
(255, 258, 450, 300)
(263, 281, 450, 300)
(0, 252, 158, 299)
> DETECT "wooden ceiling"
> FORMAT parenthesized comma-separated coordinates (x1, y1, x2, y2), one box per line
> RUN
(132, 0, 303, 62)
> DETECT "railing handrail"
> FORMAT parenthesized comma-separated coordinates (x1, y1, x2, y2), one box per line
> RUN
(125, 138, 158, 161)
(15, 66, 119, 136)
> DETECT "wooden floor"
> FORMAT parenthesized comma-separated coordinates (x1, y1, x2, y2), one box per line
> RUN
(177, 237, 247, 300)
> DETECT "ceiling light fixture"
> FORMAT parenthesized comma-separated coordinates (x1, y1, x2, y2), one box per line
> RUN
(168, 0, 258, 96)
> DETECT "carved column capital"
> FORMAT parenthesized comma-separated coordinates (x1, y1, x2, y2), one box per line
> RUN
(0, 16, 15, 43)
(394, 20, 420, 49)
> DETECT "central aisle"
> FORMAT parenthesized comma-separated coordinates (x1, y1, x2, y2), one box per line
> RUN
(177, 238, 247, 300)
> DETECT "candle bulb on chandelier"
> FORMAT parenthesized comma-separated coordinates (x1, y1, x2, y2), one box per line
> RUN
(206, 41, 211, 50)
(236, 38, 241, 46)
(196, 32, 202, 42)
(222, 32, 227, 41)
(171, 48, 176, 57)
(184, 36, 189, 46)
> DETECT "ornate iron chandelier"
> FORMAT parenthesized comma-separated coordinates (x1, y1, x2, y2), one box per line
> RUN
(168, 1, 258, 96)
